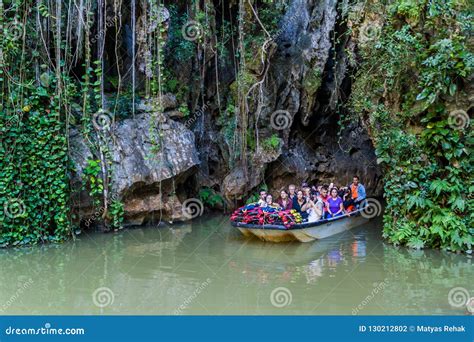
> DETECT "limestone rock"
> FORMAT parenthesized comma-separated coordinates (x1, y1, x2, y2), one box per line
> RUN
(70, 113, 200, 225)
(137, 93, 178, 113)
(166, 110, 185, 119)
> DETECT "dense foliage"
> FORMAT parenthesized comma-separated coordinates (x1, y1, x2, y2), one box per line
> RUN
(0, 1, 72, 246)
(0, 0, 144, 246)
(350, 0, 473, 252)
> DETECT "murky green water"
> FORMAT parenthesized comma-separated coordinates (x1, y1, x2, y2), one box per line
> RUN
(0, 215, 472, 315)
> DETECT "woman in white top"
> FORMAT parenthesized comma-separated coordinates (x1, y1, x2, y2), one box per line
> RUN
(301, 198, 324, 222)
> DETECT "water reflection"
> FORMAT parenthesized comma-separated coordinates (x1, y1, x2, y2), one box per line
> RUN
(351, 240, 366, 258)
(0, 215, 472, 315)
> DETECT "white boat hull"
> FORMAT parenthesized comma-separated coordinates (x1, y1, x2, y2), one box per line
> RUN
(236, 215, 369, 242)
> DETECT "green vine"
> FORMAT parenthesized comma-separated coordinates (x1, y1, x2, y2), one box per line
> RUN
(350, 0, 473, 252)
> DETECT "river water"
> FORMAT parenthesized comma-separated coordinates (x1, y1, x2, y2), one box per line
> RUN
(0, 215, 472, 315)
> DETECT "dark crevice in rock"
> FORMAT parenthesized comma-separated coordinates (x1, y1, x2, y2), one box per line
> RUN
(71, 0, 384, 225)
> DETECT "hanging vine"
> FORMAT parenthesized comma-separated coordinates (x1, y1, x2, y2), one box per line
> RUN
(0, 0, 72, 246)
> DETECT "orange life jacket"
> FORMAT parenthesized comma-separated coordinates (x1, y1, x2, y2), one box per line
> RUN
(351, 184, 358, 200)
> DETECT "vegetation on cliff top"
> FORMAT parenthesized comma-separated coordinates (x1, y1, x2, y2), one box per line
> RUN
(350, 0, 473, 252)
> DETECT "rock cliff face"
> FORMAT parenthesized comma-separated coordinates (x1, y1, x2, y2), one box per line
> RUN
(70, 103, 200, 226)
(71, 1, 383, 226)
(192, 0, 383, 204)
(263, 0, 382, 190)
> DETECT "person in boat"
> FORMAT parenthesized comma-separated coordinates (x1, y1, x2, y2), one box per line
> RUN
(313, 185, 322, 200)
(318, 186, 330, 218)
(326, 187, 345, 218)
(277, 190, 293, 210)
(301, 196, 324, 222)
(288, 184, 296, 201)
(338, 186, 347, 199)
(302, 183, 312, 201)
(348, 176, 366, 207)
(257, 189, 267, 206)
(342, 187, 355, 212)
(292, 190, 308, 219)
(262, 194, 280, 210)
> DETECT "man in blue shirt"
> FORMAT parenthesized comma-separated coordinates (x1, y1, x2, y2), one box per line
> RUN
(349, 176, 366, 207)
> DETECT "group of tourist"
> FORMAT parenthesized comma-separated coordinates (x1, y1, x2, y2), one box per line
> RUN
(256, 176, 367, 223)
